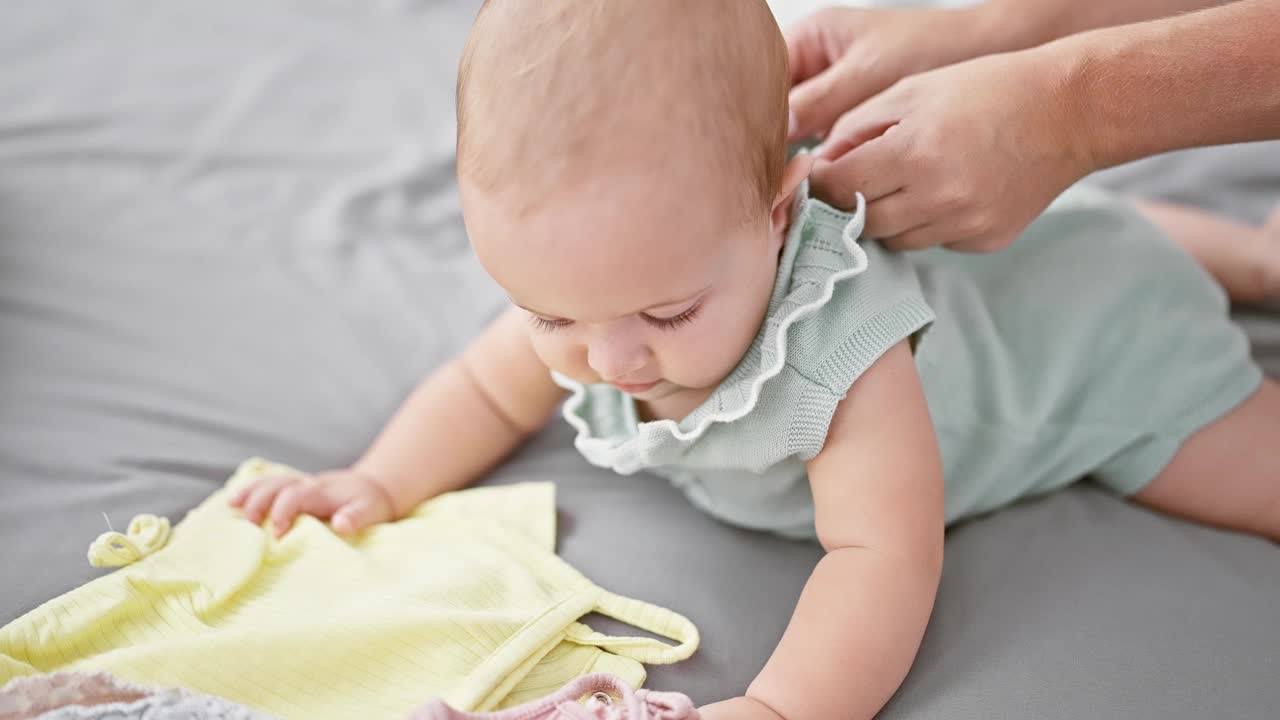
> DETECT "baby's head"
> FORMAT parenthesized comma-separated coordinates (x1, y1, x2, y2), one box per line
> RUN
(457, 0, 809, 406)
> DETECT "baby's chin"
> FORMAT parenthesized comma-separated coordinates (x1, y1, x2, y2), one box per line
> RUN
(569, 374, 719, 405)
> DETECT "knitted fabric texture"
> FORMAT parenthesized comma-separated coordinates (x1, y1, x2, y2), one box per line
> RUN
(554, 184, 933, 535)
(554, 183, 1263, 537)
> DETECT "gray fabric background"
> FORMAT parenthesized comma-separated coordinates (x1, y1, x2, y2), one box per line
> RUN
(2, 2, 1277, 717)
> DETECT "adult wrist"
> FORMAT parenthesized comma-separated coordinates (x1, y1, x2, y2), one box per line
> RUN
(1024, 37, 1107, 183)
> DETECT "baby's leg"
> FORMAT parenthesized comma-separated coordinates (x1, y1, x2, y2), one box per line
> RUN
(1130, 380, 1280, 541)
(1136, 200, 1280, 304)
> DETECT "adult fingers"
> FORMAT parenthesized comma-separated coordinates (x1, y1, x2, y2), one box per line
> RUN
(788, 54, 884, 143)
(783, 11, 836, 88)
(881, 200, 1022, 252)
(863, 191, 928, 240)
(814, 85, 909, 163)
(882, 217, 1018, 253)
(809, 130, 906, 210)
(880, 224, 946, 252)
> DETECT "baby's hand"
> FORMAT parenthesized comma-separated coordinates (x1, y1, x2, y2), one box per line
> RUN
(228, 468, 396, 537)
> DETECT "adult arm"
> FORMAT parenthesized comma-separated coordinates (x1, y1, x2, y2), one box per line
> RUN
(785, 0, 1231, 142)
(808, 0, 1280, 252)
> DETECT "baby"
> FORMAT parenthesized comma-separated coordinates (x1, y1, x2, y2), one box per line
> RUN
(232, 1, 1280, 718)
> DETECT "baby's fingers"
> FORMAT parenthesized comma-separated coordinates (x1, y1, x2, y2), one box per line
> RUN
(228, 484, 251, 507)
(229, 478, 272, 507)
(239, 475, 298, 525)
(332, 498, 381, 536)
(268, 483, 349, 537)
(268, 484, 308, 538)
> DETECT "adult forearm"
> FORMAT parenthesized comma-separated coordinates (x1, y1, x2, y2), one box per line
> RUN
(977, 0, 1231, 52)
(1051, 0, 1280, 172)
(745, 547, 942, 720)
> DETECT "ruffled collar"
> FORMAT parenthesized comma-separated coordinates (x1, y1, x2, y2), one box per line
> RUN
(551, 182, 869, 469)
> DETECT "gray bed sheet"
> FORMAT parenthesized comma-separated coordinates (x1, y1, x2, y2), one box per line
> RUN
(2, 3, 1277, 718)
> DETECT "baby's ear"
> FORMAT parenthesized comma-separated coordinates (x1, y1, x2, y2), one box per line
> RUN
(770, 153, 814, 237)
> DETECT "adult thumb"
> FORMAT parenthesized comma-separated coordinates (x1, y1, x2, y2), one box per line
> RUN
(789, 56, 879, 142)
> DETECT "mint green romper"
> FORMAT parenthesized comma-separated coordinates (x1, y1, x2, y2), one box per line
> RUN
(552, 182, 1263, 538)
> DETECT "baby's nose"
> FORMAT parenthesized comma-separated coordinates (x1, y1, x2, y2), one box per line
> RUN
(586, 333, 651, 381)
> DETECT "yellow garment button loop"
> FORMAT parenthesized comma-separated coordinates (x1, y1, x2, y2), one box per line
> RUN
(88, 514, 171, 567)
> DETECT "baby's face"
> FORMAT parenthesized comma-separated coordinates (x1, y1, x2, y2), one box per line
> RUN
(464, 168, 785, 412)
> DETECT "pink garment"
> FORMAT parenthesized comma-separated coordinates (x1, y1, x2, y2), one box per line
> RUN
(408, 674, 699, 720)
(0, 672, 269, 719)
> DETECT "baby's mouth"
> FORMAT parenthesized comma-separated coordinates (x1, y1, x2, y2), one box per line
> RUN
(610, 379, 660, 394)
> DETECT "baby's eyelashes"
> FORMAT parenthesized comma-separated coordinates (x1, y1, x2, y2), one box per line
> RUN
(527, 314, 573, 333)
(524, 304, 704, 334)
(640, 303, 702, 331)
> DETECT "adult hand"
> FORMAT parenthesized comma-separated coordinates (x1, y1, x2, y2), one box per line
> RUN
(786, 6, 1007, 143)
(810, 48, 1094, 252)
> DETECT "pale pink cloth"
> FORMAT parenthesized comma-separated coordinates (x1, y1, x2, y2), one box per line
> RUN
(407, 674, 699, 720)
(0, 672, 269, 719)
(1, 672, 696, 720)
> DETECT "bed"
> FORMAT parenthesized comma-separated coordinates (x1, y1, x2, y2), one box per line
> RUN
(3, 2, 1278, 717)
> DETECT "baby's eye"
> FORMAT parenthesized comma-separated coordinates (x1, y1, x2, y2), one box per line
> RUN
(528, 314, 573, 333)
(641, 303, 702, 331)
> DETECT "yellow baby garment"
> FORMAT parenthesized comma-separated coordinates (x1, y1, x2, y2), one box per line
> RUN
(0, 459, 698, 718)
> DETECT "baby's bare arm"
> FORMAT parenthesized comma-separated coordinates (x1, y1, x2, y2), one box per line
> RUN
(703, 341, 944, 720)
(351, 306, 565, 516)
(232, 306, 563, 532)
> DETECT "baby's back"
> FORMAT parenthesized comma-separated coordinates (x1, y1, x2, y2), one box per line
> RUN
(913, 184, 1259, 521)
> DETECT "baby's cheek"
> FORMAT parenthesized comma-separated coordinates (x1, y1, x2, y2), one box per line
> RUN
(531, 336, 595, 383)
(693, 309, 764, 383)
(666, 332, 745, 389)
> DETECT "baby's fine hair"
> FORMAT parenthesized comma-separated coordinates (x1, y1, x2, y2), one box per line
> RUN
(456, 0, 789, 222)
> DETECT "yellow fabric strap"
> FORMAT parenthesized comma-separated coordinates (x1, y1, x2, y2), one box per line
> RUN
(564, 590, 700, 665)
